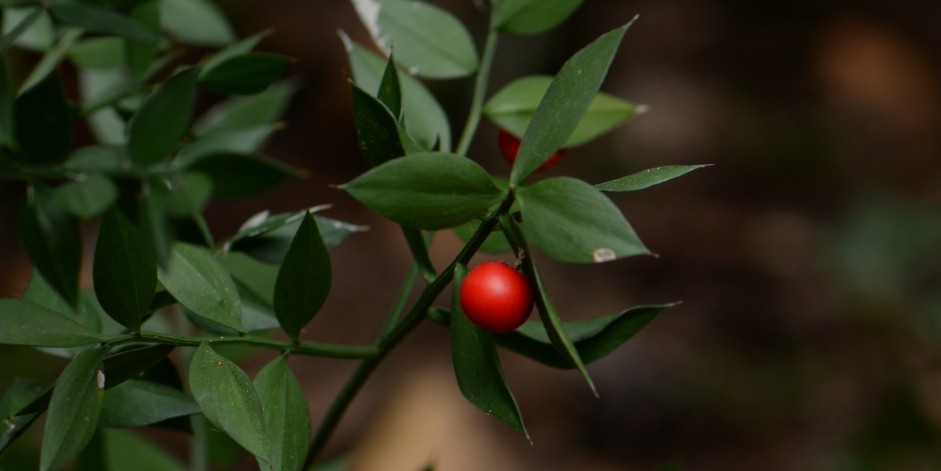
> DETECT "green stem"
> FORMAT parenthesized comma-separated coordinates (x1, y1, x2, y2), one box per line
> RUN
(105, 332, 378, 359)
(455, 25, 499, 156)
(379, 263, 421, 337)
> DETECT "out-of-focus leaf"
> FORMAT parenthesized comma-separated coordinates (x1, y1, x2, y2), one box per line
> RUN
(254, 356, 310, 471)
(13, 76, 73, 165)
(493, 0, 582, 34)
(189, 343, 269, 462)
(100, 379, 200, 428)
(141, 178, 172, 266)
(64, 146, 126, 172)
(186, 152, 297, 198)
(67, 37, 124, 69)
(484, 75, 641, 148)
(351, 0, 478, 79)
(102, 429, 186, 471)
(342, 152, 503, 230)
(219, 252, 279, 308)
(227, 209, 367, 264)
(273, 213, 331, 340)
(377, 54, 401, 117)
(159, 0, 235, 46)
(52, 174, 118, 219)
(164, 172, 214, 216)
(50, 0, 158, 43)
(510, 21, 634, 184)
(158, 242, 243, 332)
(0, 59, 13, 146)
(0, 8, 50, 52)
(40, 348, 105, 471)
(0, 299, 105, 347)
(18, 190, 82, 305)
(199, 52, 293, 95)
(128, 67, 198, 166)
(0, 382, 51, 454)
(451, 264, 528, 436)
(351, 81, 404, 167)
(94, 207, 157, 332)
(595, 165, 708, 192)
(194, 80, 297, 135)
(516, 177, 649, 264)
(177, 124, 278, 164)
(17, 27, 81, 95)
(201, 30, 268, 72)
(125, 1, 161, 79)
(79, 68, 129, 145)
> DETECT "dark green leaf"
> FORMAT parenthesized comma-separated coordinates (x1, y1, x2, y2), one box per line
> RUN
(342, 35, 450, 151)
(50, 1, 157, 43)
(13, 76, 73, 165)
(158, 242, 243, 332)
(94, 207, 157, 332)
(377, 54, 402, 117)
(102, 429, 186, 471)
(63, 145, 126, 172)
(18, 191, 81, 305)
(102, 344, 175, 388)
(516, 177, 649, 264)
(199, 52, 293, 95)
(201, 30, 268, 73)
(128, 67, 199, 166)
(159, 0, 235, 47)
(100, 379, 200, 428)
(227, 209, 367, 263)
(40, 348, 105, 471)
(402, 227, 435, 282)
(140, 178, 172, 266)
(52, 174, 118, 219)
(0, 379, 47, 418)
(125, 1, 161, 79)
(484, 75, 641, 148)
(189, 343, 269, 462)
(351, 0, 478, 79)
(595, 165, 708, 192)
(451, 264, 528, 436)
(274, 213, 331, 340)
(0, 383, 51, 454)
(493, 0, 582, 34)
(187, 152, 296, 198)
(194, 80, 297, 134)
(0, 58, 13, 146)
(351, 81, 404, 167)
(510, 21, 634, 184)
(0, 299, 104, 347)
(254, 356, 311, 471)
(342, 152, 503, 230)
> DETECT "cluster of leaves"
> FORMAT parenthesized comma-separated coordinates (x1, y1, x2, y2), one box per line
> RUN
(0, 0, 702, 470)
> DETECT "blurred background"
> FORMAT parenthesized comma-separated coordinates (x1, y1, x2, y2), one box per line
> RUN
(3, 0, 941, 469)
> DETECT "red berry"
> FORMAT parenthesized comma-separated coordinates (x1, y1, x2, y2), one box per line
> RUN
(497, 128, 565, 171)
(459, 261, 534, 333)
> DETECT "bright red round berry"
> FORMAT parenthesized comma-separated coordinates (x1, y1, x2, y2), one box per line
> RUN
(497, 128, 565, 171)
(459, 261, 534, 333)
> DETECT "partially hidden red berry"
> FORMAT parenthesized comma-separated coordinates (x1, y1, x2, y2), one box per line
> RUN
(459, 261, 534, 333)
(498, 128, 566, 171)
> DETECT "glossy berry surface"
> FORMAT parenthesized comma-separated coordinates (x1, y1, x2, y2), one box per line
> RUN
(498, 128, 566, 171)
(459, 261, 534, 333)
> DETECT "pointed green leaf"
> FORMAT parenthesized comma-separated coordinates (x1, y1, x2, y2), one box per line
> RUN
(199, 52, 293, 95)
(40, 348, 105, 471)
(100, 379, 200, 428)
(342, 152, 503, 230)
(102, 429, 186, 471)
(177, 124, 278, 164)
(201, 30, 269, 73)
(342, 35, 451, 151)
(0, 382, 51, 454)
(50, 0, 158, 43)
(510, 21, 634, 184)
(351, 0, 478, 79)
(94, 207, 157, 332)
(186, 152, 296, 198)
(484, 75, 641, 148)
(254, 356, 311, 471)
(102, 344, 175, 388)
(158, 242, 243, 332)
(351, 81, 405, 167)
(17, 27, 82, 95)
(52, 174, 118, 219)
(516, 177, 649, 264)
(0, 299, 104, 346)
(595, 165, 708, 192)
(18, 191, 81, 305)
(125, 1, 161, 79)
(274, 213, 331, 340)
(377, 54, 402, 117)
(189, 343, 269, 462)
(451, 264, 527, 435)
(0, 8, 46, 52)
(493, 0, 582, 34)
(194, 80, 297, 135)
(227, 209, 368, 264)
(13, 76, 74, 165)
(128, 67, 199, 166)
(159, 0, 235, 47)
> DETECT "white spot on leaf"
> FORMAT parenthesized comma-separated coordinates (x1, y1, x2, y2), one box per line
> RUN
(96, 370, 106, 390)
(593, 248, 617, 263)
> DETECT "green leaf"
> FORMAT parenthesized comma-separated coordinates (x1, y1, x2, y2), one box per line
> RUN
(342, 152, 503, 230)
(493, 0, 582, 34)
(102, 429, 186, 471)
(350, 81, 404, 167)
(0, 299, 104, 347)
(0, 59, 16, 147)
(194, 80, 297, 135)
(101, 344, 175, 388)
(377, 53, 402, 117)
(158, 242, 243, 332)
(0, 382, 51, 454)
(274, 213, 331, 340)
(451, 264, 528, 436)
(140, 178, 172, 266)
(51, 174, 118, 219)
(67, 37, 125, 69)
(159, 0, 235, 47)
(0, 379, 47, 419)
(64, 145, 126, 172)
(189, 343, 269, 462)
(484, 75, 641, 148)
(164, 172, 214, 216)
(94, 207, 157, 332)
(0, 8, 48, 52)
(453, 219, 512, 254)
(199, 52, 293, 95)
(186, 152, 296, 198)
(510, 20, 634, 184)
(516, 177, 649, 264)
(17, 27, 82, 95)
(50, 0, 158, 43)
(254, 356, 311, 471)
(40, 348, 105, 471)
(100, 379, 200, 428)
(342, 35, 451, 151)
(13, 76, 74, 165)
(227, 209, 367, 264)
(595, 165, 708, 192)
(498, 305, 672, 368)
(128, 67, 199, 166)
(177, 124, 278, 164)
(351, 0, 478, 79)
(18, 191, 82, 305)
(125, 1, 161, 79)
(201, 30, 269, 73)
